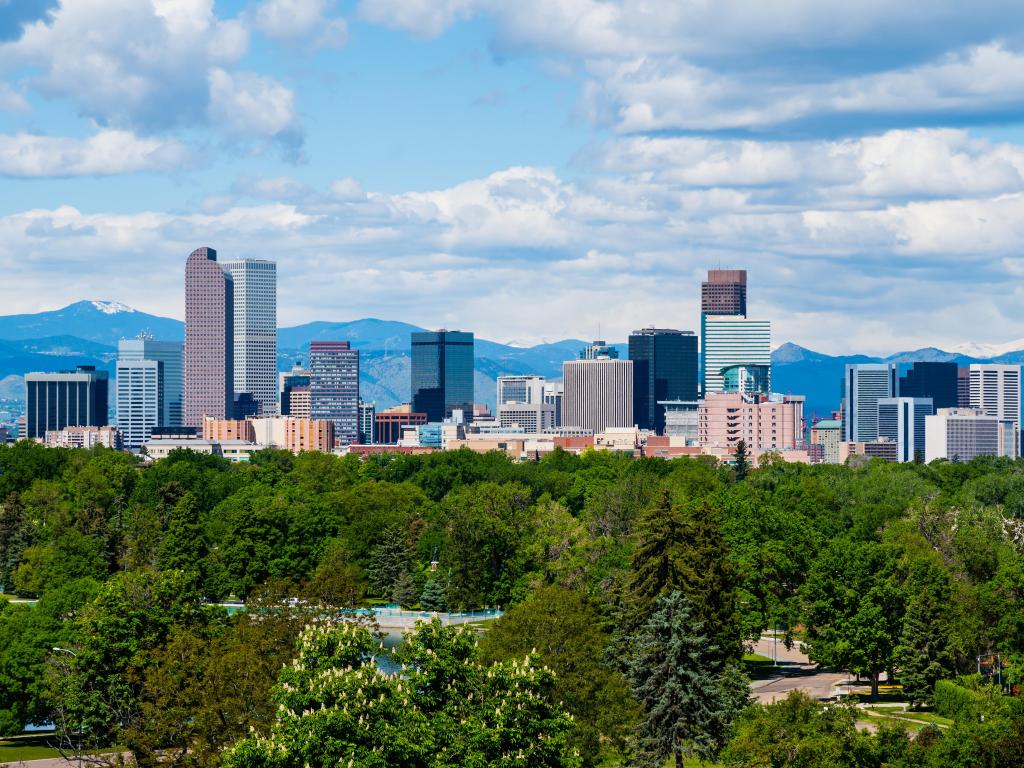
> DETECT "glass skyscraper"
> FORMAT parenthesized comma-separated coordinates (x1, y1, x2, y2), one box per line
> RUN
(411, 331, 475, 423)
(628, 328, 698, 434)
(701, 316, 772, 395)
(222, 259, 277, 416)
(309, 341, 360, 445)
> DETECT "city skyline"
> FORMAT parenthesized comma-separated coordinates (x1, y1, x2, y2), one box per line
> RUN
(5, 3, 1024, 354)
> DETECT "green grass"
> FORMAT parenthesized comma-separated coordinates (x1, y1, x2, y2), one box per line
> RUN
(743, 652, 773, 663)
(862, 707, 953, 729)
(0, 735, 63, 761)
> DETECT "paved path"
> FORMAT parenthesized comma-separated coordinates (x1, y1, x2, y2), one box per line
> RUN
(748, 634, 856, 703)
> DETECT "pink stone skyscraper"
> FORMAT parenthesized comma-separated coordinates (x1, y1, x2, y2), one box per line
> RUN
(184, 247, 233, 427)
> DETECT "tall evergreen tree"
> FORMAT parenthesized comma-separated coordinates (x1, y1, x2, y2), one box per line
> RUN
(895, 560, 957, 708)
(627, 592, 749, 768)
(366, 524, 414, 598)
(420, 576, 447, 612)
(733, 440, 750, 482)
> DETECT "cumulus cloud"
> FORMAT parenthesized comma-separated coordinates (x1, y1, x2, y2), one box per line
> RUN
(0, 129, 192, 177)
(252, 0, 347, 48)
(207, 68, 303, 154)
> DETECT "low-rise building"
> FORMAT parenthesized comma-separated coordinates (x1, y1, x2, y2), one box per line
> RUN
(924, 408, 1018, 462)
(44, 425, 122, 449)
(698, 392, 804, 461)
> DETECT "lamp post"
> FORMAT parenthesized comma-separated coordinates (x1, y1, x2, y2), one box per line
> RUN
(51, 647, 83, 768)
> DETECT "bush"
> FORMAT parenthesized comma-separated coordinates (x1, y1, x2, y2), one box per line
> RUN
(934, 679, 984, 721)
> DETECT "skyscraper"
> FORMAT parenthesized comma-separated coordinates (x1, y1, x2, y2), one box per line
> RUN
(562, 358, 633, 433)
(843, 363, 898, 441)
(877, 397, 934, 463)
(700, 269, 747, 393)
(222, 259, 277, 415)
(185, 247, 233, 426)
(309, 341, 360, 445)
(25, 366, 109, 439)
(628, 328, 698, 434)
(899, 362, 958, 409)
(701, 316, 771, 395)
(116, 358, 158, 450)
(117, 339, 184, 428)
(925, 408, 1018, 462)
(410, 331, 475, 423)
(969, 364, 1021, 441)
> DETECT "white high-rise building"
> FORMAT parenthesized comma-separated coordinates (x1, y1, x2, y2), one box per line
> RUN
(497, 375, 546, 405)
(222, 259, 277, 416)
(543, 382, 564, 427)
(562, 358, 633, 433)
(497, 375, 553, 433)
(925, 408, 1018, 462)
(701, 316, 771, 395)
(117, 339, 184, 428)
(843, 364, 898, 441)
(116, 359, 159, 450)
(969, 364, 1021, 433)
(877, 397, 933, 463)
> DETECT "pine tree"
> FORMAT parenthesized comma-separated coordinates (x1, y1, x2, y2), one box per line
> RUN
(627, 592, 749, 768)
(895, 561, 956, 708)
(419, 576, 447, 612)
(733, 440, 750, 481)
(366, 525, 413, 598)
(391, 570, 419, 609)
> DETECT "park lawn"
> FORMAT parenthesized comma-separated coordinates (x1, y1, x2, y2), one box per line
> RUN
(863, 707, 953, 728)
(743, 652, 773, 663)
(0, 735, 63, 761)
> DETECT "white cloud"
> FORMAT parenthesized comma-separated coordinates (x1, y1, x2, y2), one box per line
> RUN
(330, 177, 365, 200)
(252, 0, 348, 48)
(207, 68, 303, 152)
(0, 129, 192, 177)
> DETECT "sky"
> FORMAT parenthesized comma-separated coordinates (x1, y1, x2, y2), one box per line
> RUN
(4, 1, 1024, 353)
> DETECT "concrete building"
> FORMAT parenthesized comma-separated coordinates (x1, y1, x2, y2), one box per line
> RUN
(496, 375, 554, 434)
(701, 316, 771, 395)
(878, 397, 934, 463)
(288, 387, 311, 419)
(222, 259, 277, 415)
(411, 330, 475, 422)
(309, 341, 360, 445)
(44, 425, 122, 449)
(700, 269, 747, 393)
(842, 363, 898, 441)
(543, 382, 564, 427)
(359, 400, 376, 444)
(660, 400, 699, 445)
(184, 247, 233, 426)
(925, 408, 1018, 462)
(375, 404, 428, 445)
(562, 358, 633, 433)
(698, 393, 804, 460)
(720, 364, 770, 396)
(839, 438, 899, 464)
(810, 419, 842, 464)
(202, 416, 335, 453)
(116, 358, 158, 450)
(279, 362, 311, 416)
(629, 328, 698, 434)
(25, 366, 109, 439)
(969, 364, 1021, 436)
(497, 375, 546, 406)
(118, 339, 183, 428)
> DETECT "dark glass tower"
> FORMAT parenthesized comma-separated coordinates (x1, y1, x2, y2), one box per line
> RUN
(25, 365, 109, 439)
(899, 362, 958, 410)
(411, 331, 475, 423)
(628, 328, 698, 434)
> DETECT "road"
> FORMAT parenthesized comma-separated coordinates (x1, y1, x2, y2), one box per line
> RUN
(749, 635, 855, 703)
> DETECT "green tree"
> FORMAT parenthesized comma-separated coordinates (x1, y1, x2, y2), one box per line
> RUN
(628, 592, 749, 768)
(304, 539, 366, 607)
(479, 586, 639, 765)
(366, 524, 414, 598)
(391, 570, 419, 608)
(221, 619, 582, 768)
(895, 560, 958, 708)
(420, 575, 447, 612)
(733, 440, 751, 482)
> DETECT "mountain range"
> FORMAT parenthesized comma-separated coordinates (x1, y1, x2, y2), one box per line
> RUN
(0, 301, 1017, 419)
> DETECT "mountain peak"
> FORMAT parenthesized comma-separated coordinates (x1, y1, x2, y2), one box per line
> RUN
(89, 300, 136, 315)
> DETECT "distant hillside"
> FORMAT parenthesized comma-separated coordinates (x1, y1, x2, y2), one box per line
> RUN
(0, 301, 183, 344)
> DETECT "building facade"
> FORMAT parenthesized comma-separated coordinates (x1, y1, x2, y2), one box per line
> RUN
(44, 425, 122, 449)
(561, 358, 633, 433)
(375, 404, 428, 444)
(116, 358, 158, 450)
(497, 375, 546, 406)
(925, 408, 1018, 462)
(698, 392, 804, 458)
(968, 364, 1021, 434)
(222, 259, 277, 415)
(497, 403, 557, 433)
(701, 316, 772, 395)
(700, 269, 747, 394)
(279, 362, 311, 416)
(309, 341, 360, 445)
(117, 339, 184, 428)
(842, 363, 898, 441)
(359, 400, 376, 444)
(184, 246, 233, 426)
(810, 418, 842, 464)
(877, 397, 934, 463)
(25, 366, 109, 439)
(899, 362, 958, 410)
(410, 331, 474, 423)
(628, 328, 698, 434)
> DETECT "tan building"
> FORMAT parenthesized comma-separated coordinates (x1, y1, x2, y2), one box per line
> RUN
(203, 416, 334, 453)
(44, 425, 122, 450)
(203, 417, 255, 442)
(289, 387, 312, 419)
(810, 419, 842, 464)
(698, 392, 804, 461)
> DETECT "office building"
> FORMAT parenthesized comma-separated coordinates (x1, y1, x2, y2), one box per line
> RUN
(279, 362, 311, 416)
(701, 316, 772, 395)
(957, 367, 971, 407)
(289, 387, 311, 419)
(25, 366, 109, 439)
(700, 269, 747, 393)
(411, 330, 475, 423)
(117, 339, 184, 427)
(720, 363, 770, 396)
(202, 416, 334, 453)
(497, 402, 557, 433)
(698, 392, 804, 459)
(661, 400, 699, 444)
(842, 363, 898, 441)
(375, 404, 428, 445)
(309, 341, 360, 445)
(969, 364, 1021, 432)
(359, 400, 376, 444)
(222, 259, 277, 415)
(562, 358, 633, 433)
(810, 419, 842, 464)
(629, 328, 698, 434)
(840, 438, 899, 463)
(497, 375, 546, 406)
(877, 397, 934, 463)
(899, 362, 958, 410)
(44, 425, 121, 450)
(116, 359, 158, 450)
(543, 382, 564, 427)
(185, 246, 233, 426)
(925, 408, 1018, 462)
(579, 340, 620, 360)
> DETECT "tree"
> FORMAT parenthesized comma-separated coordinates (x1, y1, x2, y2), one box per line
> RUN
(304, 539, 366, 608)
(628, 592, 749, 768)
(366, 524, 414, 598)
(420, 576, 447, 612)
(221, 619, 582, 768)
(733, 440, 751, 482)
(479, 586, 639, 766)
(391, 570, 419, 608)
(894, 560, 957, 708)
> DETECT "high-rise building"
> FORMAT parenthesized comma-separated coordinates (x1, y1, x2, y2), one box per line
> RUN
(698, 392, 804, 460)
(288, 387, 312, 419)
(496, 375, 554, 434)
(375, 404, 428, 445)
(877, 397, 934, 463)
(279, 362, 311, 416)
(810, 419, 842, 464)
(410, 331, 474, 423)
(117, 339, 184, 428)
(543, 382, 564, 428)
(309, 341, 360, 445)
(562, 358, 633, 433)
(968, 364, 1021, 434)
(957, 367, 971, 407)
(842, 364, 898, 441)
(116, 358, 158, 450)
(222, 259, 277, 415)
(925, 408, 1018, 462)
(185, 246, 233, 426)
(359, 400, 376, 444)
(579, 340, 620, 360)
(497, 375, 546, 405)
(628, 328, 698, 434)
(701, 316, 771, 395)
(25, 366, 109, 439)
(700, 269, 747, 393)
(899, 362, 958, 410)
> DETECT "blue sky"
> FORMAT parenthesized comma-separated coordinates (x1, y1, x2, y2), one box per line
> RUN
(4, 1, 1024, 354)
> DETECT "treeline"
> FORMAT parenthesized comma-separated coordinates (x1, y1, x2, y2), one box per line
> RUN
(1, 442, 1023, 765)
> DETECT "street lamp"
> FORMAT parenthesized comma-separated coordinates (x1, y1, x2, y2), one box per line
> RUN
(51, 647, 83, 768)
